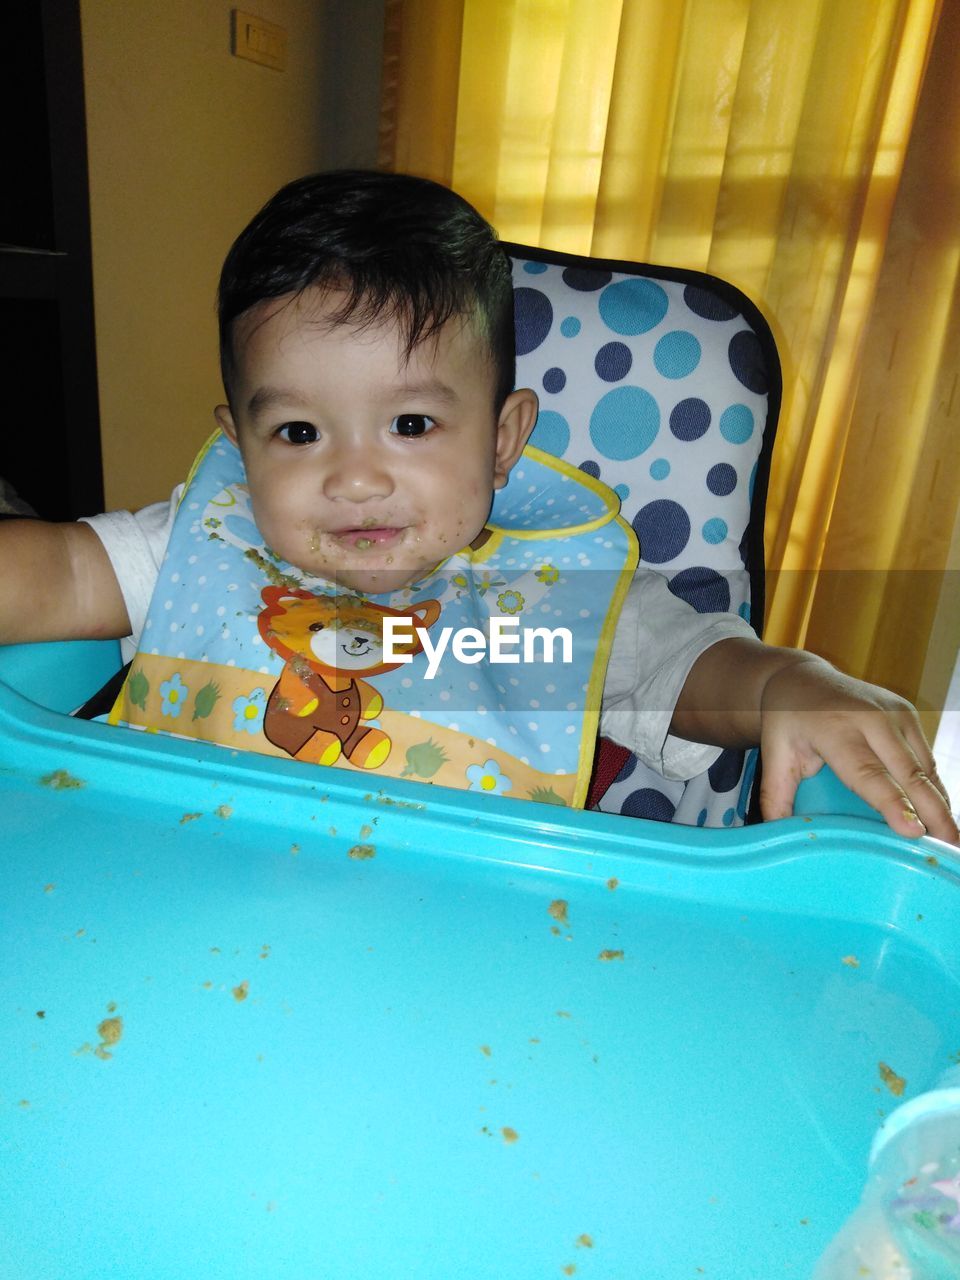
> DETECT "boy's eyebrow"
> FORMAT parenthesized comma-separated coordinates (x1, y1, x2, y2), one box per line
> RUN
(245, 379, 462, 419)
(394, 378, 461, 406)
(246, 386, 312, 418)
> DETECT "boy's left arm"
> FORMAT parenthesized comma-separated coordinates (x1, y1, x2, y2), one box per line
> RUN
(673, 636, 959, 845)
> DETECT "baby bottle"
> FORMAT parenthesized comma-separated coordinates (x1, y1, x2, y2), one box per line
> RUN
(813, 1066, 960, 1279)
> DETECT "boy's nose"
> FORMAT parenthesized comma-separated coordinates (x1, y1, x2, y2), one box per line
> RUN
(321, 443, 395, 502)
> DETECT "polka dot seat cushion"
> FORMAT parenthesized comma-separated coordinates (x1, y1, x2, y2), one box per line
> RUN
(505, 244, 782, 827)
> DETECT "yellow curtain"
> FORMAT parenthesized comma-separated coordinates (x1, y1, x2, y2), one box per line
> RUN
(379, 0, 960, 738)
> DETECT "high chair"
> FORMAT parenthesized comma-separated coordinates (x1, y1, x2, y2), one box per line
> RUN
(504, 243, 782, 827)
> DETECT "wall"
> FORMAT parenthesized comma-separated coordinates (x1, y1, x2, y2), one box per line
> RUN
(80, 0, 385, 511)
(319, 0, 389, 171)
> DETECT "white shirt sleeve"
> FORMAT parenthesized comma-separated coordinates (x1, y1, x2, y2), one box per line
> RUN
(80, 487, 181, 662)
(600, 571, 756, 781)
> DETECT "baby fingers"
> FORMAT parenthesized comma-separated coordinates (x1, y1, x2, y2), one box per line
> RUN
(824, 717, 957, 844)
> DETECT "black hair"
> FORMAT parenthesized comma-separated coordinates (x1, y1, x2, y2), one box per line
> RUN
(217, 170, 516, 412)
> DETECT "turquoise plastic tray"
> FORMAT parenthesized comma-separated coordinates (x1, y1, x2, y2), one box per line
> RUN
(2, 641, 958, 1279)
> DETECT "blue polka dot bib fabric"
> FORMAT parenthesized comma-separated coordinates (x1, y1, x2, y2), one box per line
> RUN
(108, 433, 638, 808)
(507, 246, 780, 827)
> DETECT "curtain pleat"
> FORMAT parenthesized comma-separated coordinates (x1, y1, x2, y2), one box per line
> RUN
(378, 0, 464, 183)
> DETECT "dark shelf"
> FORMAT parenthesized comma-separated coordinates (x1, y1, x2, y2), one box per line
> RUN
(0, 0, 103, 521)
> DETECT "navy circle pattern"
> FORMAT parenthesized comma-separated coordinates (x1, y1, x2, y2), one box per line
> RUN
(620, 788, 677, 822)
(683, 284, 739, 322)
(595, 341, 633, 382)
(562, 266, 612, 291)
(667, 566, 731, 614)
(633, 500, 690, 564)
(670, 397, 711, 441)
(729, 330, 769, 395)
(708, 748, 746, 794)
(514, 287, 553, 357)
(612, 752, 638, 786)
(707, 462, 737, 496)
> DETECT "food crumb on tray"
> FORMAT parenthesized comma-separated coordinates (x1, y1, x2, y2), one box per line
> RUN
(878, 1061, 906, 1096)
(95, 1016, 123, 1059)
(548, 900, 569, 927)
(40, 769, 85, 790)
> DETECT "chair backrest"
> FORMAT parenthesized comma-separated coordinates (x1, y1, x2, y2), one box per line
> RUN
(504, 243, 782, 827)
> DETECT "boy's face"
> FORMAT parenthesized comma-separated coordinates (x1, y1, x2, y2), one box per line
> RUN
(215, 287, 537, 595)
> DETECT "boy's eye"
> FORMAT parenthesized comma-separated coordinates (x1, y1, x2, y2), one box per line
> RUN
(390, 414, 436, 438)
(277, 421, 319, 445)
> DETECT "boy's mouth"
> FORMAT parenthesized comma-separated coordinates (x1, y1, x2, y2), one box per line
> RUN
(328, 526, 406, 550)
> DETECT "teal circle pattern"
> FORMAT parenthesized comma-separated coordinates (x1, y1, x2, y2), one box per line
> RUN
(654, 330, 702, 379)
(560, 316, 581, 338)
(702, 517, 728, 544)
(720, 403, 754, 444)
(598, 279, 669, 336)
(590, 386, 660, 460)
(650, 458, 670, 480)
(530, 409, 571, 457)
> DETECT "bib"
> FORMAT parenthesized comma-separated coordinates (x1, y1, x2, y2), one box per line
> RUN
(111, 433, 638, 807)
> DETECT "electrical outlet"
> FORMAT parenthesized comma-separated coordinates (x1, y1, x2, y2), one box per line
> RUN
(231, 10, 287, 71)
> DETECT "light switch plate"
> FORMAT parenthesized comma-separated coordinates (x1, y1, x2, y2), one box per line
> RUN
(231, 10, 287, 71)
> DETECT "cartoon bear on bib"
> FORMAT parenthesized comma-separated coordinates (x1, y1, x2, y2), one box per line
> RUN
(257, 587, 441, 769)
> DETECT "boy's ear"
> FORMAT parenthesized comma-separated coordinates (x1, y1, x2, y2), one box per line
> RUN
(493, 388, 539, 489)
(214, 403, 239, 445)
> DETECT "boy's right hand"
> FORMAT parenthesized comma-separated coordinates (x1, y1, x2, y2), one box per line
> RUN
(0, 519, 131, 645)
